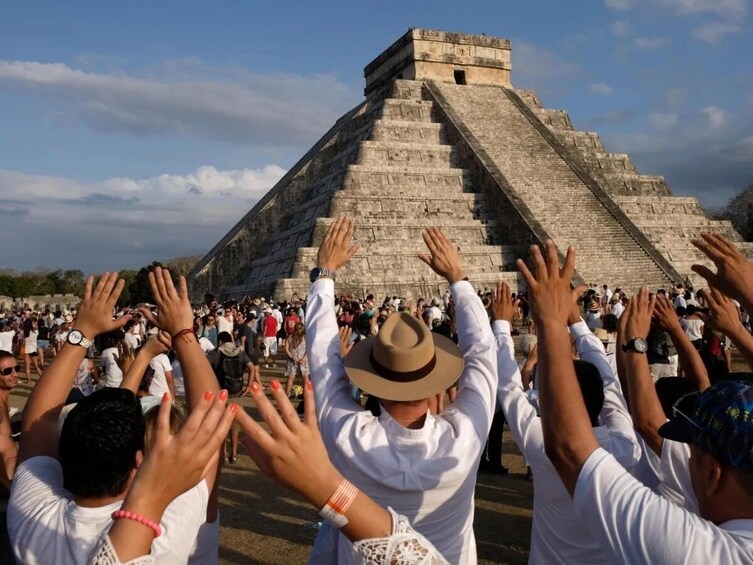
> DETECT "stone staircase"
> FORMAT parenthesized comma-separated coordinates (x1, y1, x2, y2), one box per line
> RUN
(516, 89, 753, 288)
(427, 82, 675, 290)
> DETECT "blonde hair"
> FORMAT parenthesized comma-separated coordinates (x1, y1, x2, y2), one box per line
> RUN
(143, 403, 186, 453)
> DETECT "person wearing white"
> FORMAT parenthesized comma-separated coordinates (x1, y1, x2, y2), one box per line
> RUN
(100, 347, 123, 388)
(610, 300, 624, 319)
(494, 309, 641, 564)
(148, 353, 173, 397)
(216, 310, 234, 335)
(0, 323, 14, 353)
(306, 222, 497, 565)
(10, 458, 208, 565)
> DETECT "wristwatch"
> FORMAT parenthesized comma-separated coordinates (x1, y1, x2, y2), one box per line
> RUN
(67, 329, 92, 349)
(622, 337, 649, 354)
(309, 267, 336, 283)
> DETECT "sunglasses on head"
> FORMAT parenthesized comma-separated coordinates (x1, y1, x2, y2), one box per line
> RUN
(0, 365, 20, 376)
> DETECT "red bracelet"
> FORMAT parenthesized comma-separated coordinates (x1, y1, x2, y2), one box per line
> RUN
(111, 509, 162, 537)
(172, 328, 195, 341)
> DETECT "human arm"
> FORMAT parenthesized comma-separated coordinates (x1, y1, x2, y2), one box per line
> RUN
(490, 282, 542, 461)
(306, 218, 363, 438)
(420, 228, 497, 440)
(704, 286, 753, 372)
(692, 233, 753, 315)
(516, 242, 600, 495)
(236, 381, 449, 564)
(0, 401, 17, 488)
(520, 345, 537, 390)
(621, 289, 666, 457)
(19, 273, 130, 464)
(653, 294, 710, 391)
(164, 370, 175, 399)
(569, 296, 641, 469)
(119, 334, 171, 394)
(94, 390, 236, 564)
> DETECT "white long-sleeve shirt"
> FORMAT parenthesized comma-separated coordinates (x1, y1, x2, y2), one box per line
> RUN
(494, 318, 641, 565)
(305, 279, 497, 565)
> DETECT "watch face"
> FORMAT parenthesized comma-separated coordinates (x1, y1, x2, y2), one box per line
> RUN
(67, 330, 83, 345)
(309, 268, 322, 283)
(634, 338, 649, 353)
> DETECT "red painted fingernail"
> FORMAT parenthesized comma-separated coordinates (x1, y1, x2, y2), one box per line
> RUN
(162, 392, 170, 402)
(270, 380, 280, 391)
(230, 404, 239, 413)
(306, 381, 313, 391)
(250, 383, 260, 393)
(203, 391, 213, 401)
(219, 390, 228, 400)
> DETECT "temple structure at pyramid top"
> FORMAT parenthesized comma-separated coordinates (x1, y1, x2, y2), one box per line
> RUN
(188, 28, 751, 300)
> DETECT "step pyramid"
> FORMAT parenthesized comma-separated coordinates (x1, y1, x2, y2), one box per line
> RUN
(188, 28, 749, 300)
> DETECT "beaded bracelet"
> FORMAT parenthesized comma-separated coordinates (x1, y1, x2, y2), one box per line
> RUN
(318, 478, 359, 528)
(111, 509, 162, 537)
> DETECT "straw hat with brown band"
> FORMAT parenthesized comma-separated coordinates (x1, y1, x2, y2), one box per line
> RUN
(344, 312, 464, 402)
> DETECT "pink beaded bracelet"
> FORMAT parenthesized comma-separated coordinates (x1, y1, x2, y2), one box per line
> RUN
(111, 509, 162, 538)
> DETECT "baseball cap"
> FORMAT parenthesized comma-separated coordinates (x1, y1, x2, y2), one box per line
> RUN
(659, 380, 753, 471)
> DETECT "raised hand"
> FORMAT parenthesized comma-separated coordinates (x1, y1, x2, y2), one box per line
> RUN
(567, 285, 589, 326)
(653, 294, 682, 333)
(624, 287, 656, 340)
(339, 326, 354, 359)
(418, 227, 466, 284)
(317, 217, 359, 272)
(75, 272, 131, 338)
(141, 331, 172, 359)
(516, 241, 576, 328)
(236, 381, 341, 510)
(489, 281, 519, 323)
(145, 267, 194, 337)
(704, 287, 743, 337)
(115, 343, 135, 374)
(692, 233, 753, 310)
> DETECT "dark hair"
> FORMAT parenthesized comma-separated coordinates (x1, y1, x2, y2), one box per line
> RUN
(59, 388, 145, 498)
(573, 360, 605, 426)
(102, 330, 125, 349)
(602, 314, 619, 333)
(218, 331, 233, 344)
(0, 351, 14, 362)
(655, 377, 696, 419)
(22, 318, 34, 335)
(123, 319, 137, 332)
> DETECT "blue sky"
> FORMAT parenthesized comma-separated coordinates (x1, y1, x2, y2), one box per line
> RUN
(1, 0, 751, 272)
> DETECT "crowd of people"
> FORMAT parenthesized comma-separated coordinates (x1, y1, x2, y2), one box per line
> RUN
(0, 217, 752, 563)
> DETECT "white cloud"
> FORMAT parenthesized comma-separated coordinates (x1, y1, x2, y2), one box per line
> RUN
(610, 20, 632, 36)
(634, 37, 671, 49)
(692, 21, 745, 44)
(512, 41, 579, 93)
(0, 164, 287, 271)
(658, 0, 748, 19)
(0, 59, 359, 146)
(702, 105, 729, 128)
(649, 112, 679, 129)
(590, 82, 616, 95)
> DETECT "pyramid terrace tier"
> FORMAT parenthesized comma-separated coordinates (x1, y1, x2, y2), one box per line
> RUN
(272, 271, 523, 302)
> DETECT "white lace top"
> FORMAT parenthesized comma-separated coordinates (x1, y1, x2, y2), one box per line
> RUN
(89, 508, 448, 564)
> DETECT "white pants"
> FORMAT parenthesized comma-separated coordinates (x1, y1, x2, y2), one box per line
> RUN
(263, 337, 278, 357)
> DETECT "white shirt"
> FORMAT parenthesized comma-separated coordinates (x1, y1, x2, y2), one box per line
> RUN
(494, 319, 641, 565)
(0, 329, 15, 353)
(610, 302, 625, 319)
(306, 279, 497, 565)
(100, 347, 123, 388)
(149, 353, 173, 397)
(574, 448, 753, 563)
(585, 311, 602, 330)
(217, 315, 234, 335)
(8, 457, 209, 565)
(123, 332, 140, 351)
(681, 318, 705, 342)
(674, 295, 687, 309)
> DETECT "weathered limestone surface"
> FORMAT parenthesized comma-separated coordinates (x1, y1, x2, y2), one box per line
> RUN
(189, 29, 748, 300)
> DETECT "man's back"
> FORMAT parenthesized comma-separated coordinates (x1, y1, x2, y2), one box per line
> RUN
(8, 456, 208, 564)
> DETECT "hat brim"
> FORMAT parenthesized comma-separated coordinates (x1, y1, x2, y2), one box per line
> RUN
(344, 333, 463, 401)
(658, 418, 697, 444)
